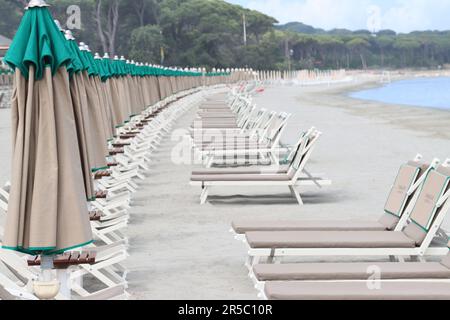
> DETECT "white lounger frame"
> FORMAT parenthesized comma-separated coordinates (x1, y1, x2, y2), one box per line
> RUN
(191, 129, 331, 205)
(244, 159, 450, 268)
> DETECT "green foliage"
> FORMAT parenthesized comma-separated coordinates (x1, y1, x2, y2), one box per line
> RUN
(129, 25, 164, 63)
(1, 0, 450, 70)
(0, 0, 22, 38)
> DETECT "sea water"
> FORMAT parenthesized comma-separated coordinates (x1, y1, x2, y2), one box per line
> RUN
(350, 77, 450, 111)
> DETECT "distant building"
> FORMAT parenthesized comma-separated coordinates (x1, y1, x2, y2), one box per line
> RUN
(0, 34, 12, 57)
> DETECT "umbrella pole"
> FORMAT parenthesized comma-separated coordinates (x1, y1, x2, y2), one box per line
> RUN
(33, 255, 62, 300)
(40, 256, 72, 299)
(40, 255, 54, 282)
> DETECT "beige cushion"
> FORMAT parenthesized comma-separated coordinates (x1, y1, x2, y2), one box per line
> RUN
(409, 170, 450, 230)
(384, 164, 420, 217)
(246, 231, 416, 249)
(264, 281, 450, 300)
(191, 173, 291, 182)
(378, 214, 400, 230)
(198, 113, 236, 116)
(440, 254, 450, 269)
(254, 262, 450, 281)
(199, 137, 257, 145)
(403, 223, 427, 245)
(194, 134, 252, 142)
(193, 166, 289, 176)
(232, 220, 386, 234)
(198, 121, 238, 125)
(192, 124, 239, 129)
(437, 165, 450, 176)
(200, 143, 270, 151)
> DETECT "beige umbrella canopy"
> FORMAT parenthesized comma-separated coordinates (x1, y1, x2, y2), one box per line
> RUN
(62, 29, 96, 201)
(2, 2, 92, 255)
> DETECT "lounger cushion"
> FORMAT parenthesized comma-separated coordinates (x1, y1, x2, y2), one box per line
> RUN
(378, 214, 400, 230)
(403, 223, 427, 245)
(246, 231, 416, 249)
(253, 262, 450, 281)
(192, 124, 239, 129)
(408, 170, 450, 231)
(197, 122, 238, 126)
(264, 281, 450, 300)
(191, 174, 291, 182)
(200, 143, 269, 151)
(193, 166, 290, 176)
(232, 220, 387, 234)
(384, 164, 420, 217)
(437, 166, 450, 176)
(198, 113, 236, 117)
(439, 254, 450, 269)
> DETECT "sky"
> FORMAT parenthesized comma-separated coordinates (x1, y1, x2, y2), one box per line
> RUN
(225, 0, 450, 33)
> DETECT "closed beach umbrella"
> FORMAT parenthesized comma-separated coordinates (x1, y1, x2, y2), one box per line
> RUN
(78, 44, 109, 170)
(83, 46, 114, 142)
(63, 29, 95, 201)
(2, 0, 92, 255)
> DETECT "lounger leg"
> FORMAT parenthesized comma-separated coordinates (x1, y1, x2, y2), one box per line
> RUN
(289, 186, 304, 205)
(206, 156, 214, 168)
(245, 256, 253, 270)
(200, 187, 209, 205)
(245, 255, 260, 271)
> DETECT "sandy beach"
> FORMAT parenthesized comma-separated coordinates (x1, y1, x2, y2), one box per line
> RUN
(0, 77, 449, 299)
(121, 78, 450, 300)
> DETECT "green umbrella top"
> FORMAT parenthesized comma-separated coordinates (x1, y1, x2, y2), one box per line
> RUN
(79, 45, 99, 77)
(63, 30, 84, 76)
(3, 4, 72, 80)
(94, 53, 112, 82)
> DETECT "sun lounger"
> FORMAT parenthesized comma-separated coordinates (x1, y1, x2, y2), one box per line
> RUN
(263, 280, 450, 300)
(253, 254, 450, 282)
(191, 129, 329, 205)
(258, 247, 450, 300)
(230, 156, 437, 239)
(191, 110, 275, 147)
(244, 161, 450, 266)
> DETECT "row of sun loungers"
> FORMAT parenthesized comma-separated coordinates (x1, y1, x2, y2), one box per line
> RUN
(0, 85, 225, 299)
(241, 156, 450, 299)
(189, 84, 450, 300)
(189, 86, 332, 205)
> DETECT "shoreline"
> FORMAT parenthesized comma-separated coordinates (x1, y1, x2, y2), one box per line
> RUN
(346, 76, 450, 113)
(290, 77, 450, 141)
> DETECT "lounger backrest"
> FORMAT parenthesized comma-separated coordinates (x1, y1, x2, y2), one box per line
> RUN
(239, 106, 258, 129)
(403, 166, 450, 245)
(262, 113, 290, 146)
(0, 198, 7, 212)
(246, 109, 267, 130)
(285, 134, 308, 176)
(253, 110, 273, 132)
(257, 112, 279, 143)
(288, 130, 320, 180)
(384, 163, 422, 218)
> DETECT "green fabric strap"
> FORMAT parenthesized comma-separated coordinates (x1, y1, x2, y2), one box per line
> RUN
(65, 39, 84, 75)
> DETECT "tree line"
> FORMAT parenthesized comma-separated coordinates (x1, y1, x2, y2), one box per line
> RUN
(1, 0, 450, 70)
